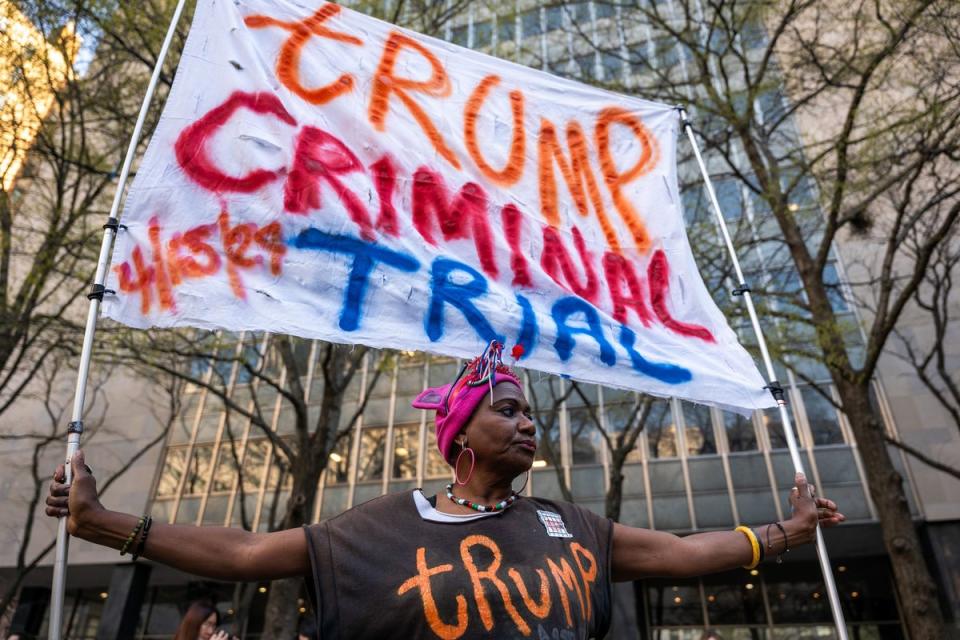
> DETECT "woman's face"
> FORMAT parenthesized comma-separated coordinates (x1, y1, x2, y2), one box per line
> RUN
(459, 381, 536, 477)
(198, 612, 218, 640)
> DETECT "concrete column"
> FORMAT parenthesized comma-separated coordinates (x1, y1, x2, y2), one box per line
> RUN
(95, 563, 151, 640)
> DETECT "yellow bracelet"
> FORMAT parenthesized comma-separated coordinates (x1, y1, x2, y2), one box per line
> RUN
(735, 525, 760, 570)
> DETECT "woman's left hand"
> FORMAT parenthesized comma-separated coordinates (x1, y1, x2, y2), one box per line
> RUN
(785, 472, 846, 547)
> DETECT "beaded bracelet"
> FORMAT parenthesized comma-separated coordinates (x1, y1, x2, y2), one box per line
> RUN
(131, 516, 153, 562)
(120, 516, 147, 556)
(774, 521, 789, 563)
(735, 525, 761, 570)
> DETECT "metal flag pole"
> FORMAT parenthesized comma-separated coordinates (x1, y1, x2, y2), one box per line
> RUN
(677, 106, 849, 640)
(48, 1, 189, 637)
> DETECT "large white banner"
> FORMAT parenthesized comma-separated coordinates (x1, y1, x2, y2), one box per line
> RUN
(103, 0, 774, 413)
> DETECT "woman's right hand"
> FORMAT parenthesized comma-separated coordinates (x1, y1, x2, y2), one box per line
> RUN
(45, 450, 105, 536)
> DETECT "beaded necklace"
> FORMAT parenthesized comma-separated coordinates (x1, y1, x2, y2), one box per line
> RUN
(445, 483, 520, 513)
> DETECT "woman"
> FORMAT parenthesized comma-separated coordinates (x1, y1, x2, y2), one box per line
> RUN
(47, 344, 843, 639)
(173, 600, 232, 640)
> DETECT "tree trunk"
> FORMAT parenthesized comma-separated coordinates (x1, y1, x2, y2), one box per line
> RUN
(262, 577, 303, 638)
(261, 457, 320, 638)
(837, 380, 945, 638)
(605, 453, 626, 521)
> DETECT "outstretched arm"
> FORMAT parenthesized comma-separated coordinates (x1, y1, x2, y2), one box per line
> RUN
(46, 450, 308, 582)
(611, 472, 844, 581)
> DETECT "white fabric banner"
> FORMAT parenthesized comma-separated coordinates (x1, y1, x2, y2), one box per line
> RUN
(103, 0, 774, 413)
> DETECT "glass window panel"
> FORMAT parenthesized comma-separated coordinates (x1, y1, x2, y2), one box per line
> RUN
(682, 402, 716, 455)
(575, 53, 595, 80)
(688, 458, 727, 491)
(450, 24, 468, 46)
(570, 467, 604, 500)
(195, 411, 222, 443)
(568, 407, 601, 465)
(321, 486, 348, 520)
(765, 564, 832, 624)
(175, 497, 200, 524)
(473, 20, 492, 47)
(521, 9, 542, 38)
(363, 397, 391, 427)
(241, 439, 268, 491)
(428, 359, 459, 386)
(210, 443, 239, 493)
(822, 262, 848, 312)
(533, 410, 563, 467)
(230, 493, 258, 529)
(275, 406, 297, 435)
(267, 454, 292, 490)
(703, 570, 768, 625)
(724, 411, 758, 451)
(183, 445, 213, 495)
(357, 428, 387, 482)
(496, 16, 514, 45)
(151, 499, 173, 523)
(157, 448, 188, 497)
(169, 405, 197, 445)
(425, 429, 451, 478)
(392, 424, 419, 479)
(601, 51, 622, 80)
(202, 495, 228, 525)
(326, 437, 351, 484)
(799, 385, 844, 445)
(397, 364, 425, 395)
(833, 560, 901, 623)
(759, 403, 797, 450)
(693, 492, 734, 528)
(646, 400, 678, 458)
(604, 400, 643, 462)
(595, 2, 615, 19)
(354, 482, 382, 505)
(646, 579, 703, 626)
(545, 5, 563, 31)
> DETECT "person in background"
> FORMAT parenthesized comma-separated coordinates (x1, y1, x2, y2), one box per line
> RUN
(173, 600, 234, 640)
(298, 617, 319, 640)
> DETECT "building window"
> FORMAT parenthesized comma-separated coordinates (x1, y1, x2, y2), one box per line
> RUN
(473, 20, 492, 48)
(799, 385, 845, 445)
(183, 445, 213, 495)
(723, 410, 758, 451)
(357, 427, 387, 482)
(568, 407, 602, 464)
(646, 400, 678, 458)
(545, 5, 564, 31)
(327, 438, 351, 484)
(761, 402, 797, 450)
(574, 53, 596, 80)
(451, 24, 468, 46)
(600, 50, 623, 80)
(646, 579, 703, 626)
(682, 402, 717, 455)
(391, 423, 419, 479)
(425, 428, 451, 478)
(156, 447, 188, 497)
(702, 570, 768, 625)
(521, 9, 542, 39)
(496, 15, 515, 45)
(240, 439, 269, 491)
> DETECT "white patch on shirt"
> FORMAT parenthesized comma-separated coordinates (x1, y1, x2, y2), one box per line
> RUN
(537, 510, 573, 538)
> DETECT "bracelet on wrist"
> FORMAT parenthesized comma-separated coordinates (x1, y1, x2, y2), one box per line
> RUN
(735, 525, 761, 570)
(120, 516, 146, 557)
(131, 516, 152, 562)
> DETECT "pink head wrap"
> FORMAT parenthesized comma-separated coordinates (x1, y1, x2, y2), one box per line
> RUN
(412, 342, 522, 464)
